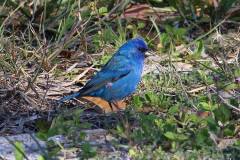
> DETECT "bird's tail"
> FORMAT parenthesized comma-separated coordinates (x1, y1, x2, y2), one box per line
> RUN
(58, 92, 81, 104)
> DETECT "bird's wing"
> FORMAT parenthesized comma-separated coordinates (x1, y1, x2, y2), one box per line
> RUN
(79, 69, 131, 96)
(79, 55, 132, 96)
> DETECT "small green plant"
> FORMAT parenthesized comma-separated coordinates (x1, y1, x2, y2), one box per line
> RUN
(14, 141, 25, 160)
(36, 108, 95, 158)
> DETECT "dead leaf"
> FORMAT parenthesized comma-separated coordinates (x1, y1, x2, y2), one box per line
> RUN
(207, 0, 219, 8)
(120, 4, 178, 21)
(121, 4, 151, 20)
(217, 138, 238, 150)
(173, 62, 193, 72)
(197, 111, 211, 118)
(59, 50, 75, 59)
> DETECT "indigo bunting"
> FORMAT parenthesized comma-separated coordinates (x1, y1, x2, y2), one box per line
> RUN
(59, 37, 148, 110)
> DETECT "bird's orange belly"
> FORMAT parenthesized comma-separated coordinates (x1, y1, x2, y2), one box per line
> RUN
(82, 96, 127, 113)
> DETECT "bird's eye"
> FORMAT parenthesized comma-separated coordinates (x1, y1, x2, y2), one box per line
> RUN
(138, 47, 148, 52)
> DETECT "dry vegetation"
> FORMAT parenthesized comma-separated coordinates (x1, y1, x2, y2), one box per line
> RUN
(0, 0, 240, 159)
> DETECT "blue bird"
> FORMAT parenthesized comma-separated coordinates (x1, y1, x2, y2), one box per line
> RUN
(59, 37, 148, 111)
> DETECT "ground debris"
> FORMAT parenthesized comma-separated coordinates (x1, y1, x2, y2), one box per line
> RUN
(0, 129, 130, 160)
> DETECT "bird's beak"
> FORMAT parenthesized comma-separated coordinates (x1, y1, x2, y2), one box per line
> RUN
(144, 51, 152, 58)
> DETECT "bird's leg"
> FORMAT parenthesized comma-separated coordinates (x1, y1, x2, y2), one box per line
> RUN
(108, 101, 120, 111)
(108, 102, 114, 111)
(112, 101, 120, 110)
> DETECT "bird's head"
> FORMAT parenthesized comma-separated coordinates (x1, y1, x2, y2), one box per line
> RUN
(130, 37, 148, 53)
(119, 37, 148, 59)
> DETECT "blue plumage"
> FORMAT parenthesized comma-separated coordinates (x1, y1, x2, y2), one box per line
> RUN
(59, 37, 148, 104)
